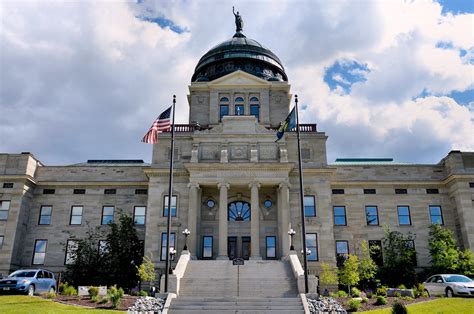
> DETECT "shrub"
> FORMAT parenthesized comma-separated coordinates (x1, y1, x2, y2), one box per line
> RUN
(391, 300, 408, 314)
(88, 286, 99, 298)
(361, 297, 369, 303)
(375, 295, 388, 305)
(347, 299, 362, 312)
(401, 296, 414, 301)
(98, 296, 108, 304)
(41, 291, 56, 299)
(394, 291, 401, 298)
(138, 290, 148, 296)
(376, 286, 387, 296)
(351, 287, 361, 297)
(397, 284, 407, 289)
(413, 283, 425, 298)
(337, 290, 349, 297)
(59, 282, 77, 296)
(107, 285, 124, 309)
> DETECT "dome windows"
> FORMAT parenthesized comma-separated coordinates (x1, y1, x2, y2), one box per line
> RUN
(218, 94, 261, 121)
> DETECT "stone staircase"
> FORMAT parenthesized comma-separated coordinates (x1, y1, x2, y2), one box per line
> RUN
(168, 260, 304, 313)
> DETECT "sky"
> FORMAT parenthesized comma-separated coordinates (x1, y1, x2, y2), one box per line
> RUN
(0, 0, 473, 165)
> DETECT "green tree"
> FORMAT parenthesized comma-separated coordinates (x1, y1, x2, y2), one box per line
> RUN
(106, 212, 144, 289)
(339, 254, 360, 294)
(319, 262, 339, 286)
(358, 240, 377, 289)
(137, 255, 156, 288)
(458, 249, 474, 276)
(380, 226, 416, 287)
(428, 224, 459, 273)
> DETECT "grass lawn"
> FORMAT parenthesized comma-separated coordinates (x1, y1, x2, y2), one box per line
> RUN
(360, 297, 474, 313)
(0, 295, 121, 313)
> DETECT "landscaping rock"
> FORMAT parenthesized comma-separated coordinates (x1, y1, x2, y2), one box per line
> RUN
(127, 296, 165, 314)
(307, 296, 347, 313)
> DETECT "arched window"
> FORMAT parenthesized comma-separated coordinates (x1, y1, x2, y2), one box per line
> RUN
(250, 97, 259, 121)
(228, 201, 251, 221)
(220, 97, 229, 121)
(220, 97, 229, 102)
(234, 97, 244, 116)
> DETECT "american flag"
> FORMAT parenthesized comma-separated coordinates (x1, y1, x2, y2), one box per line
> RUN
(141, 106, 172, 144)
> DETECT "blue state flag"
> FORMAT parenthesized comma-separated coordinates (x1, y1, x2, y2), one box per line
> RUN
(276, 107, 296, 141)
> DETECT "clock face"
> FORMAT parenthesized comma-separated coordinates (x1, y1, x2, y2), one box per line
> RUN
(263, 199, 273, 208)
(207, 199, 215, 208)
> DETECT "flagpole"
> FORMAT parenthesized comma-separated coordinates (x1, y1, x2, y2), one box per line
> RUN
(295, 94, 309, 293)
(164, 95, 176, 293)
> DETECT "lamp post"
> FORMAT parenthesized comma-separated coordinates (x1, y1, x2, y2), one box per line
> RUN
(182, 228, 190, 250)
(288, 229, 296, 251)
(168, 248, 176, 274)
(301, 248, 311, 257)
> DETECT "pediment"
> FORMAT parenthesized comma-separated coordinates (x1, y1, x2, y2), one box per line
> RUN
(209, 70, 270, 87)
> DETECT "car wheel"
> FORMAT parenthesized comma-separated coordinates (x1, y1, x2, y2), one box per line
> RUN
(424, 289, 430, 297)
(27, 285, 35, 296)
(446, 288, 454, 298)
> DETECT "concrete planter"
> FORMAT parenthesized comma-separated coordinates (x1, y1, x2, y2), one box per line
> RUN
(387, 288, 414, 297)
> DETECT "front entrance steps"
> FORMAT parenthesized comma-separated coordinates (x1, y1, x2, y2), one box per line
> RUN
(168, 259, 304, 313)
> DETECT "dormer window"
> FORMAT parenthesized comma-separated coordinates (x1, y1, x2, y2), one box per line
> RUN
(250, 97, 259, 121)
(234, 97, 244, 116)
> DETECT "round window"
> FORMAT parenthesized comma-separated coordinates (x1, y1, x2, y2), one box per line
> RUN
(263, 199, 273, 208)
(207, 199, 215, 208)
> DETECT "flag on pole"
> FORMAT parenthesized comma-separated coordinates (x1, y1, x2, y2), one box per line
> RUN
(141, 106, 172, 144)
(276, 106, 296, 141)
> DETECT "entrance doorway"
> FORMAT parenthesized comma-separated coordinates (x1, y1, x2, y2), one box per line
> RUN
(228, 236, 251, 260)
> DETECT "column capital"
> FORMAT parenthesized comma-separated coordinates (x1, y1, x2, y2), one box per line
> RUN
(187, 182, 200, 189)
(217, 182, 230, 190)
(279, 181, 291, 190)
(248, 181, 261, 190)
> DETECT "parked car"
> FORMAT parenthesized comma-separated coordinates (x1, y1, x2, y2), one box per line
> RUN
(423, 274, 474, 297)
(0, 269, 56, 296)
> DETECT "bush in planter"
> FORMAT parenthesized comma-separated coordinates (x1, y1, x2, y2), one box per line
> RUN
(401, 296, 414, 302)
(59, 282, 77, 296)
(376, 286, 387, 296)
(394, 291, 401, 298)
(98, 296, 108, 304)
(347, 299, 362, 312)
(41, 291, 56, 299)
(391, 300, 408, 314)
(88, 286, 99, 298)
(375, 295, 388, 305)
(361, 297, 369, 303)
(413, 283, 425, 298)
(337, 290, 349, 297)
(138, 290, 148, 296)
(397, 284, 407, 289)
(351, 287, 361, 297)
(107, 285, 124, 309)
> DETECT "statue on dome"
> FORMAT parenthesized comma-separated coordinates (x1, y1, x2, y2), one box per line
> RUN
(233, 6, 243, 33)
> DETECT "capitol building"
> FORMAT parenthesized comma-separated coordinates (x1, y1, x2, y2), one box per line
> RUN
(0, 16, 473, 301)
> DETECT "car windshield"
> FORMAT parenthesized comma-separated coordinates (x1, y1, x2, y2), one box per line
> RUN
(9, 271, 37, 278)
(444, 275, 472, 283)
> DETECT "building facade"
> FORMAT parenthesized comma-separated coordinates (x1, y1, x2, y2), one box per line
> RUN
(1, 24, 473, 279)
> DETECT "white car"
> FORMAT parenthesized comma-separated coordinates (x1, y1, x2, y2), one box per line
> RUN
(423, 274, 474, 297)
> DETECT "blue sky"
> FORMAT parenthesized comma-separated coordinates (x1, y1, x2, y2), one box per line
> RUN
(0, 0, 473, 164)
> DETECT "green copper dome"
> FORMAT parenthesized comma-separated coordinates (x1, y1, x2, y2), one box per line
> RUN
(192, 32, 287, 82)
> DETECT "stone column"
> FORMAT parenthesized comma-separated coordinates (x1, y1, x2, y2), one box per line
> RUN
(279, 181, 291, 258)
(249, 181, 261, 259)
(187, 182, 200, 256)
(217, 182, 229, 259)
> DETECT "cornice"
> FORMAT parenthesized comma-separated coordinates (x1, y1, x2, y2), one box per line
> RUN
(0, 174, 37, 185)
(36, 181, 148, 187)
(183, 162, 295, 172)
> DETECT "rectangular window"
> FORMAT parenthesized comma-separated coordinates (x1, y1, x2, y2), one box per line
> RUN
(135, 189, 148, 195)
(304, 196, 316, 217)
(161, 233, 176, 261)
(332, 189, 345, 194)
(33, 239, 47, 265)
(43, 189, 55, 194)
(397, 206, 411, 225)
(99, 240, 109, 256)
(220, 105, 229, 121)
(134, 206, 146, 225)
(266, 236, 277, 259)
(235, 104, 244, 115)
(0, 200, 11, 220)
(426, 188, 439, 194)
(404, 240, 417, 266)
(163, 195, 177, 217)
(369, 240, 383, 266)
(364, 189, 376, 194)
(395, 189, 407, 194)
(101, 206, 114, 225)
(365, 206, 379, 225)
(250, 105, 259, 121)
(65, 240, 78, 265)
(429, 205, 444, 225)
(38, 206, 52, 225)
(70, 206, 83, 225)
(469, 182, 474, 188)
(73, 189, 85, 194)
(333, 206, 347, 226)
(202, 236, 213, 259)
(305, 233, 318, 261)
(336, 240, 349, 267)
(3, 183, 13, 188)
(104, 189, 116, 195)
(0, 235, 4, 249)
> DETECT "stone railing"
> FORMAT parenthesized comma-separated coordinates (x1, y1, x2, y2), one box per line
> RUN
(287, 250, 318, 294)
(270, 124, 317, 132)
(162, 123, 317, 133)
(160, 250, 191, 295)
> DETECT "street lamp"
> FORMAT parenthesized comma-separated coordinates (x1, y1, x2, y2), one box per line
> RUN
(301, 248, 311, 257)
(182, 228, 190, 250)
(288, 229, 296, 251)
(168, 248, 176, 274)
